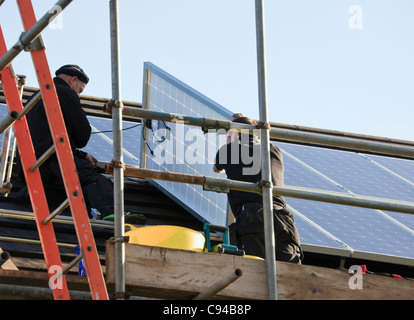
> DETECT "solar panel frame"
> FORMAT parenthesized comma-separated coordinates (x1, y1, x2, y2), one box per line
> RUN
(141, 62, 232, 226)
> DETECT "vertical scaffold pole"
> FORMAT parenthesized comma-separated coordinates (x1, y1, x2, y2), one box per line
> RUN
(254, 0, 278, 300)
(109, 0, 125, 298)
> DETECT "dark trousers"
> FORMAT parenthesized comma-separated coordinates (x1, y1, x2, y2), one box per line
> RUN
(40, 156, 114, 218)
(231, 203, 303, 264)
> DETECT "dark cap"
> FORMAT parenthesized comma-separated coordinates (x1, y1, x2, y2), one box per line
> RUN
(55, 64, 89, 84)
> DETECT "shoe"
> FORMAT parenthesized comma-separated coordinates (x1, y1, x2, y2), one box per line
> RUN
(102, 212, 147, 225)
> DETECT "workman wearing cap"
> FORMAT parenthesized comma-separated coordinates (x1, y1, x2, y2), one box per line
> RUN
(23, 64, 114, 219)
(213, 115, 303, 263)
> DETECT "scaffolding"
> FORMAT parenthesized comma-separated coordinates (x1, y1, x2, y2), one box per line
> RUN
(0, 0, 414, 300)
(105, 0, 414, 300)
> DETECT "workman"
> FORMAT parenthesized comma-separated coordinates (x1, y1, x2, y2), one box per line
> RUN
(213, 114, 303, 263)
(22, 64, 114, 219)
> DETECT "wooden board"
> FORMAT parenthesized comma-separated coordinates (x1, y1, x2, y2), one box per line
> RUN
(0, 269, 90, 292)
(106, 242, 414, 300)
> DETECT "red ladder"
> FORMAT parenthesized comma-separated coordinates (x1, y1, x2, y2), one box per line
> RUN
(0, 0, 108, 300)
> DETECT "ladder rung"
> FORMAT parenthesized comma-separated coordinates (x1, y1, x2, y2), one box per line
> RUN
(17, 91, 41, 119)
(54, 253, 84, 280)
(43, 198, 69, 225)
(30, 144, 55, 172)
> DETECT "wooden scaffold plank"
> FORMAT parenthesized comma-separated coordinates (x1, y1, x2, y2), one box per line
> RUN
(106, 242, 414, 300)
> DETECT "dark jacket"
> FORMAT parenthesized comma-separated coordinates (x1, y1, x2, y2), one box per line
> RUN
(214, 136, 286, 219)
(26, 77, 91, 160)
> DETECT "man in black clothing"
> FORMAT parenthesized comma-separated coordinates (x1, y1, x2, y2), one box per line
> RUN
(25, 64, 114, 219)
(214, 115, 303, 263)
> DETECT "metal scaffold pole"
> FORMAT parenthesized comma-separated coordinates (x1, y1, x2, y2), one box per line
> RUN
(109, 0, 125, 299)
(0, 0, 73, 71)
(119, 107, 414, 158)
(103, 165, 414, 215)
(254, 0, 277, 300)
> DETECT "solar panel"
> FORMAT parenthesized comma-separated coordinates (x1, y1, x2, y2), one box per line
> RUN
(141, 62, 232, 226)
(279, 143, 414, 203)
(277, 142, 414, 259)
(288, 208, 348, 250)
(362, 153, 414, 186)
(83, 116, 141, 166)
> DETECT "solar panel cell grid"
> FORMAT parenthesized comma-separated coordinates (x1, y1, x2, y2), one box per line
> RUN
(143, 63, 231, 226)
(84, 116, 141, 166)
(276, 141, 414, 258)
(364, 154, 414, 185)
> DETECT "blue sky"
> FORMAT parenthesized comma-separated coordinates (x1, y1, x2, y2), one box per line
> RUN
(1, 1, 413, 141)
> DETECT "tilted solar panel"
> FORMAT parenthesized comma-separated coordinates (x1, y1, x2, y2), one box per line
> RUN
(141, 62, 232, 226)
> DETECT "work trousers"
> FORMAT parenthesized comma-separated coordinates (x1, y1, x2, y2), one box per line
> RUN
(231, 203, 303, 264)
(40, 156, 114, 218)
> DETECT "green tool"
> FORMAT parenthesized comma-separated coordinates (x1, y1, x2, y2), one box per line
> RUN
(203, 223, 244, 256)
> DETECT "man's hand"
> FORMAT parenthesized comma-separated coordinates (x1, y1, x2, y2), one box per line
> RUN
(213, 165, 224, 174)
(102, 100, 114, 115)
(86, 153, 98, 167)
(232, 113, 243, 121)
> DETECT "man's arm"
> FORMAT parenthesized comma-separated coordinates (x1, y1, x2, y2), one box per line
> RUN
(58, 88, 91, 148)
(213, 113, 243, 174)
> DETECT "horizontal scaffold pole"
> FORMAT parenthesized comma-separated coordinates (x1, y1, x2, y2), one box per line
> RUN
(119, 106, 414, 158)
(104, 164, 414, 215)
(0, 0, 72, 71)
(0, 208, 114, 229)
